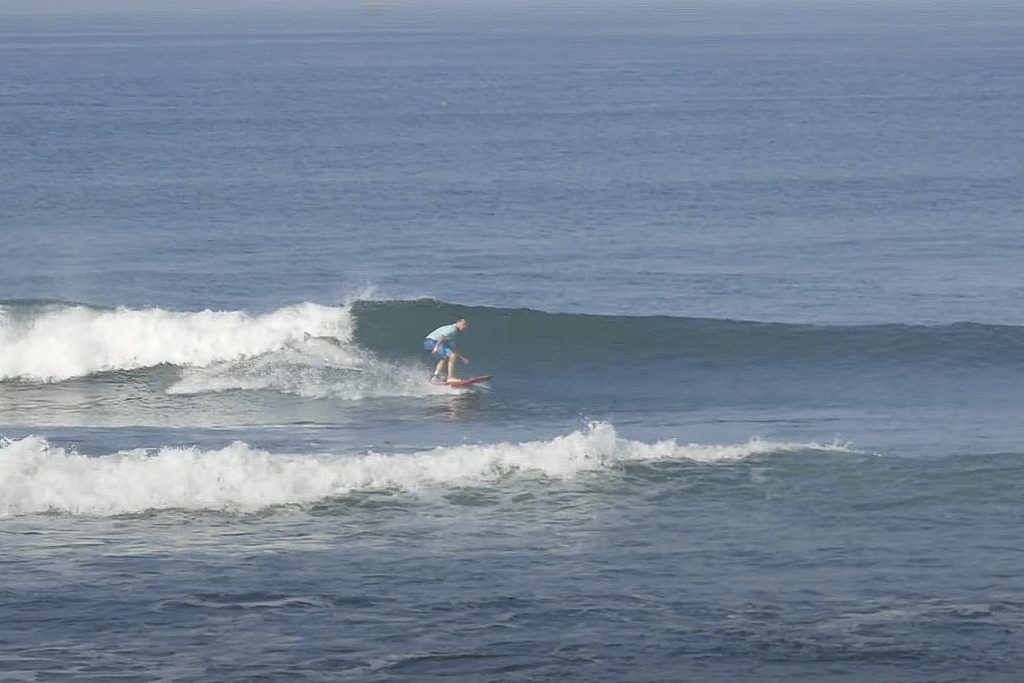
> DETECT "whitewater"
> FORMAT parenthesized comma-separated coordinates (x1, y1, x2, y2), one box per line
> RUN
(0, 301, 356, 382)
(0, 424, 852, 516)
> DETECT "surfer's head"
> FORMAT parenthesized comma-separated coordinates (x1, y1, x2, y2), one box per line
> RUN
(455, 317, 468, 331)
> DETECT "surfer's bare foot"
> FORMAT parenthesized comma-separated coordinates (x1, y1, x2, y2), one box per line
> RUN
(446, 377, 460, 383)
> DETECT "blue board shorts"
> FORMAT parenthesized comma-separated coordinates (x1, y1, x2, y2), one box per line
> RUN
(424, 338, 455, 358)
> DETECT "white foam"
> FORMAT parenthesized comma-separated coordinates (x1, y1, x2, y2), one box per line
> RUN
(0, 302, 354, 382)
(0, 424, 853, 517)
(166, 337, 439, 400)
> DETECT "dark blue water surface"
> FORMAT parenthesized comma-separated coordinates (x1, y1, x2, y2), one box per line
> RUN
(2, 3, 1024, 681)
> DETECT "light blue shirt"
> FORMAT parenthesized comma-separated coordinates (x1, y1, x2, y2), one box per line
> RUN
(426, 323, 459, 343)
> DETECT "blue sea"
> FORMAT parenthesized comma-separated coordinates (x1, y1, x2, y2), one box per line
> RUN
(2, 2, 1024, 680)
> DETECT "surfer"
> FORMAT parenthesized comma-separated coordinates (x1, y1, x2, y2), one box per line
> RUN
(424, 317, 469, 383)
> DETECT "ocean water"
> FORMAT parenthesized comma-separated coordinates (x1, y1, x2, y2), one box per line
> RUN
(2, 2, 1024, 680)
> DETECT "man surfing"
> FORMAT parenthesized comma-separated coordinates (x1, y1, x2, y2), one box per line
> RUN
(423, 317, 469, 383)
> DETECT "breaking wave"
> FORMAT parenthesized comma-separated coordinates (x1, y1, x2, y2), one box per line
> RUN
(0, 300, 354, 383)
(0, 423, 853, 517)
(4, 298, 1022, 390)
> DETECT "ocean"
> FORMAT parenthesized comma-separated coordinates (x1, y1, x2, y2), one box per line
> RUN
(2, 2, 1024, 680)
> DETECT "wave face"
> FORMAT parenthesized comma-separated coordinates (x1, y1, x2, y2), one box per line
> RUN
(0, 423, 851, 517)
(353, 299, 1024, 367)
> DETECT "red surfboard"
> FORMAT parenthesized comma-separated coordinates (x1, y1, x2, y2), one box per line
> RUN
(433, 375, 492, 388)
